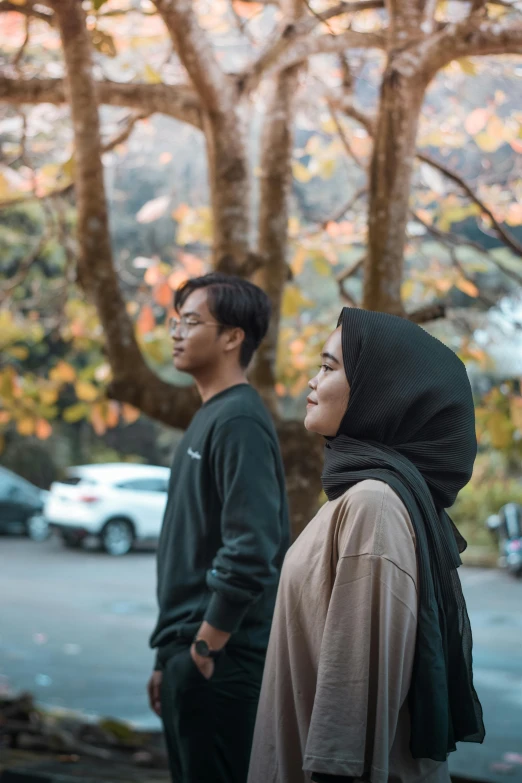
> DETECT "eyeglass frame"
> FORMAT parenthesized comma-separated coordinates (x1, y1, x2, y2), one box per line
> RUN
(169, 315, 224, 338)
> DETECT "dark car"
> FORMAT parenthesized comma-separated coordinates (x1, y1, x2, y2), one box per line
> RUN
(0, 465, 48, 540)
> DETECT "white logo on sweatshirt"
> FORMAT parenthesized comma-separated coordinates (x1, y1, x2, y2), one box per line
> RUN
(187, 447, 202, 461)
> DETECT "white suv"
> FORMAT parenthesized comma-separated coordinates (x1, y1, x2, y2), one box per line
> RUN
(45, 463, 170, 556)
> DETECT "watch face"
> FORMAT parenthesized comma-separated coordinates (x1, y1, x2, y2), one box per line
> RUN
(195, 639, 210, 657)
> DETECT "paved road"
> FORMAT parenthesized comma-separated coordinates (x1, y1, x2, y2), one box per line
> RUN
(1, 535, 521, 782)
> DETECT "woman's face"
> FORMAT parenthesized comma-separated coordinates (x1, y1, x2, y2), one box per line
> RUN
(305, 327, 350, 437)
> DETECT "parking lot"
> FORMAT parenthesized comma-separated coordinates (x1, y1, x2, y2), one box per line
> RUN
(1, 534, 522, 782)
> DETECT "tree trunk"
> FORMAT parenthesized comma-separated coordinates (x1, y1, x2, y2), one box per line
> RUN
(364, 65, 425, 314)
(49, 0, 198, 426)
(251, 65, 301, 408)
(204, 110, 252, 268)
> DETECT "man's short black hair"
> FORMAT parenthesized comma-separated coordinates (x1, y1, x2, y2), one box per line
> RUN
(174, 273, 271, 368)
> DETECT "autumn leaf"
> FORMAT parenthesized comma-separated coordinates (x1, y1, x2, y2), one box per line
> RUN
(90, 403, 107, 436)
(90, 28, 117, 58)
(144, 64, 162, 84)
(510, 397, 522, 430)
(106, 401, 120, 429)
(17, 417, 35, 436)
(49, 361, 76, 384)
(312, 256, 331, 277)
(154, 282, 173, 308)
(168, 269, 189, 291)
(39, 387, 59, 406)
(63, 403, 89, 423)
(7, 345, 29, 360)
(455, 278, 479, 298)
(35, 419, 52, 440)
(136, 196, 170, 224)
(122, 403, 141, 424)
(291, 247, 307, 276)
(292, 161, 312, 183)
(137, 305, 156, 335)
(232, 0, 264, 18)
(179, 252, 206, 276)
(75, 380, 99, 402)
(275, 383, 286, 397)
(281, 286, 313, 318)
(457, 58, 477, 76)
(465, 108, 489, 136)
(144, 265, 163, 286)
(487, 411, 512, 450)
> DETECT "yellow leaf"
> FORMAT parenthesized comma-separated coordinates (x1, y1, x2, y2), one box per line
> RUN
(455, 278, 479, 298)
(457, 58, 477, 75)
(0, 411, 11, 425)
(319, 159, 336, 179)
(63, 403, 89, 423)
(291, 247, 307, 276)
(281, 286, 313, 318)
(49, 361, 76, 384)
(75, 380, 98, 402)
(292, 161, 312, 184)
(39, 387, 59, 406)
(475, 130, 502, 153)
(144, 64, 162, 84)
(510, 397, 522, 430)
(401, 280, 415, 300)
(122, 404, 141, 424)
(7, 346, 29, 360)
(320, 117, 337, 135)
(312, 256, 331, 277)
(17, 417, 35, 436)
(35, 419, 52, 440)
(487, 411, 512, 450)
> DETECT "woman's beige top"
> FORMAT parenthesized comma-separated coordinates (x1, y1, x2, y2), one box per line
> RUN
(247, 479, 450, 783)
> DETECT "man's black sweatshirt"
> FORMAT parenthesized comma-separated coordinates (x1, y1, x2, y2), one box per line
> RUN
(150, 384, 290, 659)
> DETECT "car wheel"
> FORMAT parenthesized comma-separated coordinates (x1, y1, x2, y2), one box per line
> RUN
(101, 518, 134, 556)
(25, 515, 50, 542)
(61, 532, 82, 549)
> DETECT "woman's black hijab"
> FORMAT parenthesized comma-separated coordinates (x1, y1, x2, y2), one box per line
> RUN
(322, 308, 485, 761)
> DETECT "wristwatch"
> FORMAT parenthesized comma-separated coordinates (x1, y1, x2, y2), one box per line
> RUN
(192, 636, 223, 659)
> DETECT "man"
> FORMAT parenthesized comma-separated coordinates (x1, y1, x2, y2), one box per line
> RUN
(148, 273, 290, 783)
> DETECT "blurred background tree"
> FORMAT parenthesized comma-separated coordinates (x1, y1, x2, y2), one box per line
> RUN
(1, 0, 522, 536)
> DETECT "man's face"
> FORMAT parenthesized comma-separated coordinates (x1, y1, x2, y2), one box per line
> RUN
(171, 288, 224, 375)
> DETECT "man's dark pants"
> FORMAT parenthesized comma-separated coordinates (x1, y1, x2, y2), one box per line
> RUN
(159, 640, 265, 783)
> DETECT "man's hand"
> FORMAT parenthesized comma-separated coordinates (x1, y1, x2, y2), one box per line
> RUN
(147, 670, 163, 716)
(190, 644, 215, 680)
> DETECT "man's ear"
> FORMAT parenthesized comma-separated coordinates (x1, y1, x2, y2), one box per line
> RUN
(223, 327, 245, 355)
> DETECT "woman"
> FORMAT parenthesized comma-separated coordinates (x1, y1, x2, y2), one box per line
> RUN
(248, 308, 485, 783)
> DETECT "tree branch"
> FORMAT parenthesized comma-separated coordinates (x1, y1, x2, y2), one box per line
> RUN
(407, 302, 447, 323)
(0, 76, 203, 129)
(411, 210, 522, 287)
(417, 151, 522, 258)
(0, 1, 54, 24)
(242, 28, 385, 92)
(323, 92, 522, 263)
(415, 18, 522, 81)
(153, 0, 236, 113)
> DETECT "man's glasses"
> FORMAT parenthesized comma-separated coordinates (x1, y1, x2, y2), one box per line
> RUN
(169, 315, 222, 338)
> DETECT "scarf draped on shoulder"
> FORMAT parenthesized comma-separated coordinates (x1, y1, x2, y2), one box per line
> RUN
(322, 308, 485, 761)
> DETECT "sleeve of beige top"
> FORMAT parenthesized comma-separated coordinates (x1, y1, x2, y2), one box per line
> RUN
(303, 483, 419, 783)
